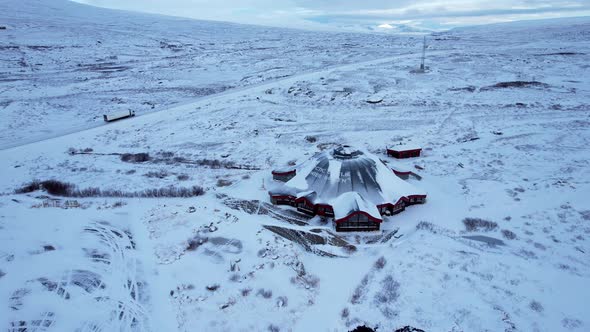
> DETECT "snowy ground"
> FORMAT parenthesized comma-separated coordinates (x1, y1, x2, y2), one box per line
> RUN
(1, 1, 590, 331)
(0, 0, 421, 150)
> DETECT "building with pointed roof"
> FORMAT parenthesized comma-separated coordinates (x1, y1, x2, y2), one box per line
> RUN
(269, 146, 426, 232)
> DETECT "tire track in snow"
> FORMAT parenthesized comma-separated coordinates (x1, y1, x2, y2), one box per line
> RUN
(79, 221, 151, 332)
(133, 205, 180, 332)
(3, 219, 150, 332)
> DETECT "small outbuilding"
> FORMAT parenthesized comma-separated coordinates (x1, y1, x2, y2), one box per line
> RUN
(268, 146, 427, 232)
(387, 144, 422, 159)
(391, 166, 412, 179)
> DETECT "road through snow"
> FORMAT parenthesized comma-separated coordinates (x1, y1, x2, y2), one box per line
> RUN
(0, 51, 442, 152)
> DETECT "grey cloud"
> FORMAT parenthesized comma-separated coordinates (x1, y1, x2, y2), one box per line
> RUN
(292, 0, 415, 11)
(75, 0, 590, 29)
(304, 4, 590, 23)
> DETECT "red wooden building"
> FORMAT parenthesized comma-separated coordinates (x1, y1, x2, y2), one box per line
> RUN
(391, 167, 412, 180)
(268, 146, 427, 232)
(271, 169, 296, 182)
(387, 144, 422, 159)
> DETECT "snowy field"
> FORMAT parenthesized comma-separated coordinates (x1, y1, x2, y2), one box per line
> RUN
(0, 0, 420, 150)
(1, 1, 590, 331)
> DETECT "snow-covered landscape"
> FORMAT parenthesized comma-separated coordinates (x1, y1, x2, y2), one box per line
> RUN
(1, 0, 589, 331)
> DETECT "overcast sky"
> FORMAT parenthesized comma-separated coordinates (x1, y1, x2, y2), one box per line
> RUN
(74, 0, 590, 31)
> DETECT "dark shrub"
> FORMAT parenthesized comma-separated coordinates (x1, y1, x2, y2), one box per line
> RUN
(15, 180, 41, 194)
(351, 275, 369, 304)
(394, 327, 426, 332)
(189, 185, 206, 196)
(305, 135, 318, 143)
(491, 81, 548, 89)
(177, 174, 190, 181)
(186, 236, 208, 251)
(501, 229, 517, 240)
(216, 179, 233, 187)
(43, 245, 55, 251)
(201, 159, 221, 167)
(463, 217, 498, 232)
(350, 326, 376, 332)
(40, 180, 74, 196)
(341, 307, 350, 319)
(343, 245, 357, 254)
(530, 300, 544, 312)
(112, 201, 125, 208)
(374, 275, 400, 304)
(75, 187, 101, 197)
(120, 153, 150, 163)
(144, 170, 168, 179)
(257, 288, 272, 299)
(206, 284, 219, 291)
(138, 185, 204, 198)
(303, 274, 320, 289)
(172, 156, 187, 163)
(374, 256, 387, 270)
(159, 151, 174, 158)
(562, 318, 582, 329)
(416, 221, 435, 232)
(16, 180, 204, 198)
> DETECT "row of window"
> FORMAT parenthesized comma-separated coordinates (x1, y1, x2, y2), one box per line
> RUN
(337, 223, 379, 231)
(273, 196, 423, 220)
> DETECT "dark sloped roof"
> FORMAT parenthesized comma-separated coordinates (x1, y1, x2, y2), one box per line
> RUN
(269, 146, 426, 221)
(302, 149, 384, 204)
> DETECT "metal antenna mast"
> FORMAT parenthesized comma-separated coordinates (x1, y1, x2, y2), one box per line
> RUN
(420, 36, 426, 71)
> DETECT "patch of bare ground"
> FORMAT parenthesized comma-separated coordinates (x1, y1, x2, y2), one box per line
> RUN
(463, 217, 498, 232)
(534, 52, 584, 56)
(68, 149, 261, 170)
(15, 179, 205, 198)
(218, 194, 311, 226)
(263, 225, 352, 257)
(481, 81, 549, 90)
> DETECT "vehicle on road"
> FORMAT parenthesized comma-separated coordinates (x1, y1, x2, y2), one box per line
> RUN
(103, 110, 135, 122)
